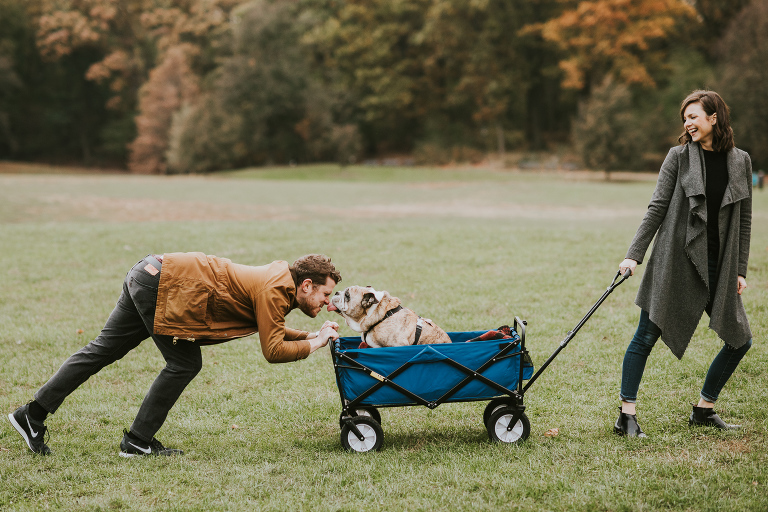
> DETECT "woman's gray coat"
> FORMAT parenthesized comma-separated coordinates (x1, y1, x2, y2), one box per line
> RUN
(626, 141, 752, 359)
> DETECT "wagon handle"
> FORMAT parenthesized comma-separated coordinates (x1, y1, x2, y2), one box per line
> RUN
(522, 269, 631, 393)
(613, 268, 632, 287)
(514, 316, 527, 393)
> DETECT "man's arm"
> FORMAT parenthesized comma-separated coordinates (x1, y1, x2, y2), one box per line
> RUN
(255, 287, 312, 363)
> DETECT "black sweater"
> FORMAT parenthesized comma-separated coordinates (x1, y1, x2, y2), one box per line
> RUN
(703, 148, 728, 257)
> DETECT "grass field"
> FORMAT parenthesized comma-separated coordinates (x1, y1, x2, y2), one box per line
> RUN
(1, 164, 766, 511)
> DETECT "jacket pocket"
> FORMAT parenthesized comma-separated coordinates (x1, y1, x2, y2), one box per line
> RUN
(165, 281, 211, 325)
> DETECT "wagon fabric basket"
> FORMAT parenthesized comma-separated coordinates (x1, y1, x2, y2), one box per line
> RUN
(334, 330, 534, 407)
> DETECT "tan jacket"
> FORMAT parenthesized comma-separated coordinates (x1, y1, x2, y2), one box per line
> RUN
(153, 252, 310, 362)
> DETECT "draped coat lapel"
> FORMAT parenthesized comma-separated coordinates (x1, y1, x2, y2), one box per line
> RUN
(680, 145, 707, 286)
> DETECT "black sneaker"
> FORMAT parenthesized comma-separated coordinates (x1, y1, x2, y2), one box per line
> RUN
(119, 429, 184, 457)
(8, 403, 52, 455)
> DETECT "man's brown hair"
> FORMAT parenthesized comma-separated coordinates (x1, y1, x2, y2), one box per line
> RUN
(292, 254, 341, 286)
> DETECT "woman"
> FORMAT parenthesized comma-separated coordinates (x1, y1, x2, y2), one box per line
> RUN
(615, 90, 753, 437)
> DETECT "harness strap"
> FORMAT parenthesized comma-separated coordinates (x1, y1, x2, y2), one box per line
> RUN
(363, 305, 403, 345)
(412, 317, 423, 345)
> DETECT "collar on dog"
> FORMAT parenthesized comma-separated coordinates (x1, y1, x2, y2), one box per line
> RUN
(363, 305, 403, 345)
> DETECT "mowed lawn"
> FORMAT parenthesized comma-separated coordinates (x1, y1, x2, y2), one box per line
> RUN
(0, 165, 766, 511)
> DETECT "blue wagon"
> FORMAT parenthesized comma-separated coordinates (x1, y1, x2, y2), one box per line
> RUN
(330, 271, 630, 452)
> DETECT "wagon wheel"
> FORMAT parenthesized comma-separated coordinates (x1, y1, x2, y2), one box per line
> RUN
(483, 398, 514, 426)
(486, 407, 530, 444)
(340, 416, 384, 452)
(338, 406, 381, 427)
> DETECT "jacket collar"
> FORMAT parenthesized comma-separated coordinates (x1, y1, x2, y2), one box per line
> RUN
(681, 142, 705, 199)
(681, 142, 749, 207)
(288, 267, 300, 310)
(724, 148, 750, 206)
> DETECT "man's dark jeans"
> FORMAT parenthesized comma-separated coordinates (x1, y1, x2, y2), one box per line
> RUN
(34, 256, 202, 442)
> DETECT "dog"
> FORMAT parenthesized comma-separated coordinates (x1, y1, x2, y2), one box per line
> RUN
(327, 285, 451, 347)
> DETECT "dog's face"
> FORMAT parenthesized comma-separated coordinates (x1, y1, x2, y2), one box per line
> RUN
(327, 285, 385, 332)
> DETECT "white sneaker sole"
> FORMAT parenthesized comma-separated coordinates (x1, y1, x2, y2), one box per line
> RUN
(118, 451, 143, 458)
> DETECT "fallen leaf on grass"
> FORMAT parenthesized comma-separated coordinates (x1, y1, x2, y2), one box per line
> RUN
(76, 329, 84, 335)
(0, 446, 9, 451)
(544, 428, 559, 437)
(231, 424, 239, 430)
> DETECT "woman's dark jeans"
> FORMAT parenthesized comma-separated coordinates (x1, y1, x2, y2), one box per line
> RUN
(620, 310, 751, 403)
(34, 256, 203, 442)
(621, 250, 751, 404)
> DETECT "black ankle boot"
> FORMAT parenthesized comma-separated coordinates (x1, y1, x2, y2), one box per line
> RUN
(689, 405, 740, 430)
(613, 407, 647, 438)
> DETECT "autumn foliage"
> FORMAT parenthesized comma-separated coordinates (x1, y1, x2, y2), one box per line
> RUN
(0, 0, 762, 171)
(538, 0, 697, 90)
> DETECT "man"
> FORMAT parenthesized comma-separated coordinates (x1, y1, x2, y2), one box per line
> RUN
(8, 252, 341, 457)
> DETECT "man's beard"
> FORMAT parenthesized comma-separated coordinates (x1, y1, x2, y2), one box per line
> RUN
(296, 296, 318, 317)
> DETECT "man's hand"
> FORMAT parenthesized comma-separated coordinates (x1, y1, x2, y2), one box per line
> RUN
(320, 320, 340, 333)
(308, 321, 340, 354)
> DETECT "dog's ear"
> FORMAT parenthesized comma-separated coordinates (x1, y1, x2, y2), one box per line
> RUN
(361, 292, 379, 309)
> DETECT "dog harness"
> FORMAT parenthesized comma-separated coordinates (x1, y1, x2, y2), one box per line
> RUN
(362, 305, 424, 346)
(413, 317, 424, 345)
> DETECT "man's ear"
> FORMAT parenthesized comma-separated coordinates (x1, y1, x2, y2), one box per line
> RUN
(361, 292, 379, 309)
(300, 278, 314, 293)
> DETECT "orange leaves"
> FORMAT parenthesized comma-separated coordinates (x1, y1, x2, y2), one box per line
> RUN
(37, 9, 101, 59)
(540, 0, 697, 89)
(85, 50, 132, 83)
(544, 427, 559, 437)
(89, 4, 116, 24)
(129, 44, 201, 174)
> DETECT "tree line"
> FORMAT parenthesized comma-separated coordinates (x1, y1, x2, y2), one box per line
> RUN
(0, 0, 765, 172)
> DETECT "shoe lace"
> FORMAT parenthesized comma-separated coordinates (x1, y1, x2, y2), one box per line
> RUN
(31, 419, 51, 449)
(149, 437, 166, 453)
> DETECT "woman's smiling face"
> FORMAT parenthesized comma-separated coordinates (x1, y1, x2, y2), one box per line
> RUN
(683, 101, 716, 150)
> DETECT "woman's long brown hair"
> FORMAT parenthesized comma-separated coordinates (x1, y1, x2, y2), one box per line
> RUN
(678, 90, 735, 152)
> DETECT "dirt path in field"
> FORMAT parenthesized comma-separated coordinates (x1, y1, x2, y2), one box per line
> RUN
(3, 171, 763, 223)
(21, 193, 648, 222)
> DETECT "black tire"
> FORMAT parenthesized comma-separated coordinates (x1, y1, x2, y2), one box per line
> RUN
(483, 398, 513, 426)
(340, 416, 384, 452)
(338, 406, 381, 427)
(486, 407, 530, 444)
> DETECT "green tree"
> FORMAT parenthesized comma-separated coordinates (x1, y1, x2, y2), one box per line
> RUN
(166, 0, 362, 172)
(0, 0, 25, 154)
(572, 48, 715, 172)
(572, 77, 644, 171)
(308, 0, 568, 154)
(305, 0, 431, 152)
(694, 0, 751, 41)
(717, 0, 768, 167)
(0, 0, 116, 163)
(32, 0, 239, 171)
(419, 0, 566, 150)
